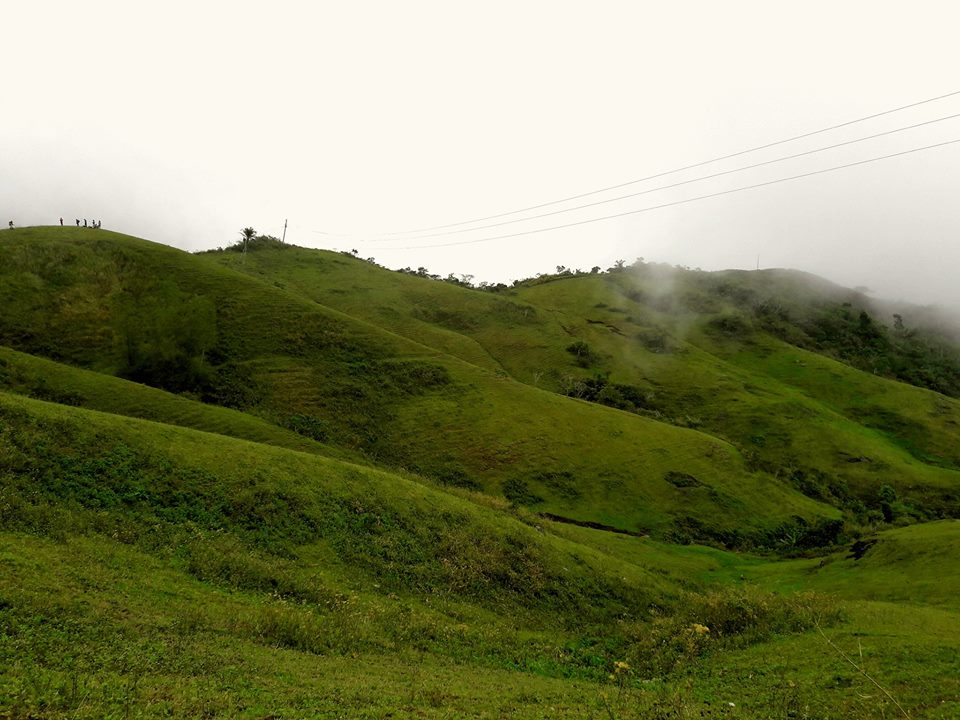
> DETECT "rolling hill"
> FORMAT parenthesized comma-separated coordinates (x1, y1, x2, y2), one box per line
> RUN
(1, 226, 958, 718)
(0, 227, 842, 543)
(209, 240, 960, 535)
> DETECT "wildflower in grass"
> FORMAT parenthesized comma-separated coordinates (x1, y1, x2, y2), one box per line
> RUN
(610, 659, 631, 686)
(691, 623, 710, 635)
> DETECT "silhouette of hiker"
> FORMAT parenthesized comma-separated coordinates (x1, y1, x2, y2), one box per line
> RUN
(7, 221, 12, 229)
(83, 219, 87, 228)
(60, 217, 63, 226)
(75, 219, 80, 226)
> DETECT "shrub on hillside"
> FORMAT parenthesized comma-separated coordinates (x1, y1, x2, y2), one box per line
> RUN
(281, 413, 329, 442)
(664, 471, 701, 488)
(634, 327, 674, 353)
(560, 373, 657, 415)
(202, 361, 263, 409)
(502, 477, 544, 507)
(706, 312, 754, 338)
(619, 586, 838, 677)
(117, 280, 218, 395)
(566, 341, 599, 368)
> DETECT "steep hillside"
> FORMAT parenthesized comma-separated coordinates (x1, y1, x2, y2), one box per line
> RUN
(0, 345, 359, 460)
(0, 228, 832, 543)
(514, 271, 960, 520)
(0, 389, 666, 617)
(208, 242, 960, 536)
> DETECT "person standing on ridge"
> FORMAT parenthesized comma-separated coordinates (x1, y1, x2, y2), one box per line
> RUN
(83, 219, 87, 228)
(8, 221, 13, 229)
(59, 217, 63, 226)
(75, 218, 80, 226)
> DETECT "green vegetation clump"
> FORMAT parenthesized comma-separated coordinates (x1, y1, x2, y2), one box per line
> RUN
(744, 291, 960, 397)
(502, 477, 545, 507)
(561, 373, 657, 415)
(281, 413, 330, 441)
(566, 340, 599, 367)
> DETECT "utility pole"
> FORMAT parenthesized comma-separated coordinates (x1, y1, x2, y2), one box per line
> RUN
(281, 218, 287, 244)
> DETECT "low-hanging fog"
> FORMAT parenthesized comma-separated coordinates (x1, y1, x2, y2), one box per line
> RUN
(2, 1, 959, 315)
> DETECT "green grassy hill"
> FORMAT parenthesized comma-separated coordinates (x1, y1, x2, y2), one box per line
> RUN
(751, 519, 960, 607)
(0, 345, 361, 461)
(1, 226, 958, 718)
(2, 390, 957, 718)
(0, 228, 840, 543)
(208, 242, 960, 537)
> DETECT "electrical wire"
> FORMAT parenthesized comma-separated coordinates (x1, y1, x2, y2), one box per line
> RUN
(364, 111, 960, 243)
(389, 137, 960, 250)
(377, 88, 960, 236)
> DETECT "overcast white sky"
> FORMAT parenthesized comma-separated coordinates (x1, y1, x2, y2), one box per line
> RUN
(2, 1, 960, 307)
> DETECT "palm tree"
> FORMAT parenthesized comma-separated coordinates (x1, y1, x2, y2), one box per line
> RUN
(239, 227, 256, 257)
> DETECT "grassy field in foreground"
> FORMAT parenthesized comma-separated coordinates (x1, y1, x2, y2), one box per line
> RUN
(2, 390, 958, 718)
(3, 530, 958, 719)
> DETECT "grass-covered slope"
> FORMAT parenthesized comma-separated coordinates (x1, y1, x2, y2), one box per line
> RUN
(207, 243, 960, 537)
(207, 240, 580, 380)
(0, 345, 360, 460)
(0, 388, 660, 717)
(0, 227, 835, 542)
(3, 389, 959, 719)
(751, 520, 960, 608)
(0, 394, 960, 718)
(514, 272, 960, 518)
(0, 390, 809, 715)
(0, 389, 667, 617)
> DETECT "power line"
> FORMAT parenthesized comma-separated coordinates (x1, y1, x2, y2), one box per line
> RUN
(300, 228, 351, 237)
(390, 137, 960, 250)
(296, 89, 960, 242)
(366, 111, 960, 243)
(376, 88, 960, 236)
